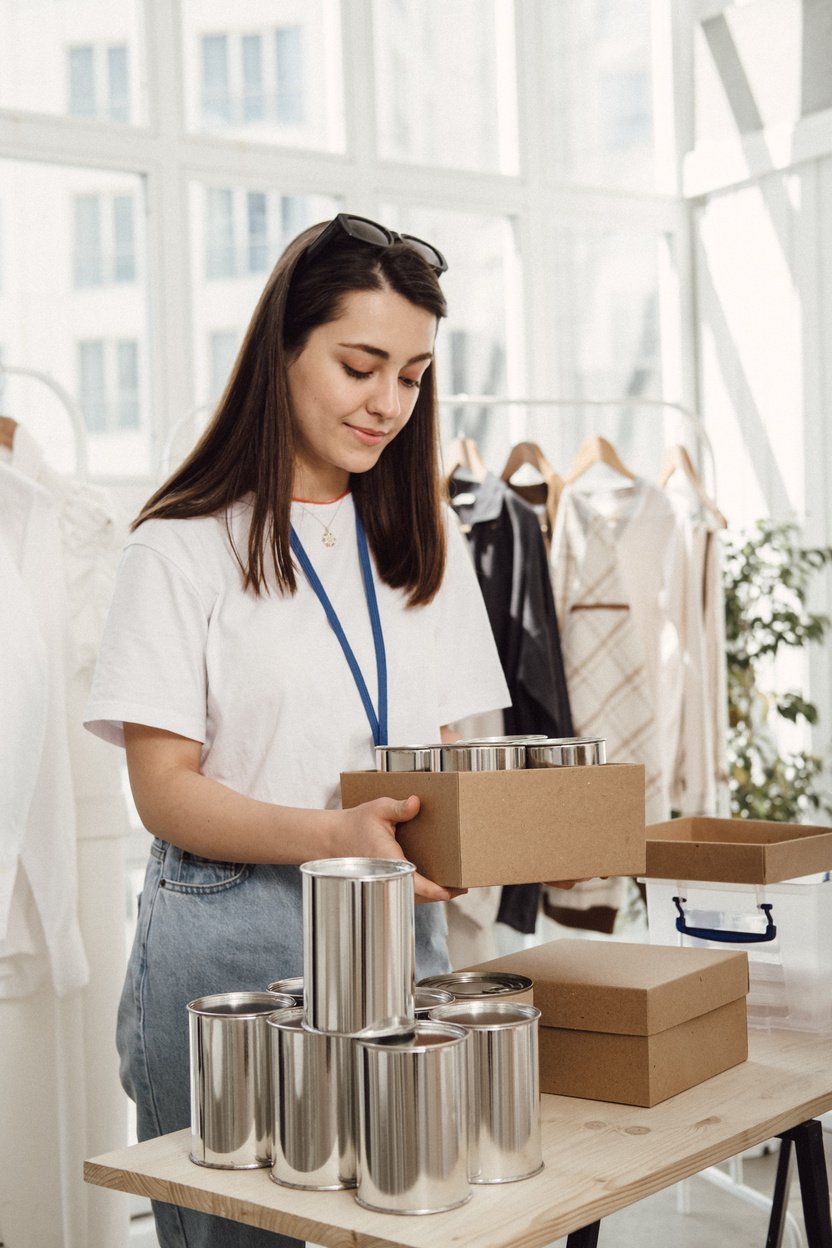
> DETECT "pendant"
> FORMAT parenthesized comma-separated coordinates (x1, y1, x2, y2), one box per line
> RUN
(322, 529, 336, 548)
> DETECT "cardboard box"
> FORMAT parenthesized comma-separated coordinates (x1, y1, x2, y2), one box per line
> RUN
(339, 764, 645, 889)
(466, 939, 749, 1107)
(646, 816, 832, 884)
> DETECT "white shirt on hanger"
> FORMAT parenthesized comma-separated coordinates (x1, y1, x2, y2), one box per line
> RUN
(0, 460, 88, 997)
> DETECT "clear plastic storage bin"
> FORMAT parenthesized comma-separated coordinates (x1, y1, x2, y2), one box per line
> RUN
(642, 874, 832, 1034)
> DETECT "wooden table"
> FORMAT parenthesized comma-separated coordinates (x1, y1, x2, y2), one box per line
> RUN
(85, 1029, 832, 1248)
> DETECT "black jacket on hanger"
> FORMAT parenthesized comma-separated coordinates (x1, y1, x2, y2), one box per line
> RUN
(449, 472, 575, 933)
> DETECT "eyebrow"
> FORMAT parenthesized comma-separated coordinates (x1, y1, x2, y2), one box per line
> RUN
(338, 341, 434, 365)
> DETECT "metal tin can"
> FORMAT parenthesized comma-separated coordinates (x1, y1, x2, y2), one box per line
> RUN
(418, 971, 534, 1005)
(186, 991, 293, 1169)
(266, 977, 304, 1007)
(355, 1020, 471, 1214)
(458, 735, 549, 745)
(430, 1001, 543, 1184)
(375, 744, 442, 772)
(301, 857, 415, 1035)
(439, 743, 527, 772)
(413, 986, 454, 1018)
(526, 736, 607, 767)
(267, 1008, 357, 1190)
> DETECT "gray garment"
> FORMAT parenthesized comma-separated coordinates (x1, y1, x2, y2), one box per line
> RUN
(118, 839, 450, 1248)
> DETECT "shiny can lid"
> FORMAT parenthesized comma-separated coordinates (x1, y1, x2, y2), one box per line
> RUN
(418, 971, 533, 999)
(413, 986, 454, 1017)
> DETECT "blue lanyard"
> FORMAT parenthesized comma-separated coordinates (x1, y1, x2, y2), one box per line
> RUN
(290, 509, 388, 747)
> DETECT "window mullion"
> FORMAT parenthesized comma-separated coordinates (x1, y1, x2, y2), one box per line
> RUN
(142, 0, 194, 478)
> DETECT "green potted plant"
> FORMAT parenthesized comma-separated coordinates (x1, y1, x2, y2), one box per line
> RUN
(723, 519, 832, 822)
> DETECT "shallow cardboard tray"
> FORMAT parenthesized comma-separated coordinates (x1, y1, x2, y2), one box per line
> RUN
(645, 816, 832, 884)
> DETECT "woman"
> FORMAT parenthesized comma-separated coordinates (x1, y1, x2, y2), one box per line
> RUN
(84, 214, 510, 1248)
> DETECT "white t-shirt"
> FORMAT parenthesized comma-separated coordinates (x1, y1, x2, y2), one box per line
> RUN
(84, 494, 510, 812)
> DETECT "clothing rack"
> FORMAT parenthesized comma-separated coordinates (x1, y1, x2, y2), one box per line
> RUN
(159, 395, 716, 490)
(440, 393, 719, 497)
(0, 363, 89, 479)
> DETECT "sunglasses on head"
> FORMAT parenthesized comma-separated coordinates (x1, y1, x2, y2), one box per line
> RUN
(302, 212, 448, 275)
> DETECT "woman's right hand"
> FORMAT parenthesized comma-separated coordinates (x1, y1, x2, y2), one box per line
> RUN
(334, 795, 461, 904)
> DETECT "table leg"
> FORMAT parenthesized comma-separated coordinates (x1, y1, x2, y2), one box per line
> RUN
(765, 1137, 794, 1248)
(566, 1222, 601, 1247)
(785, 1120, 832, 1248)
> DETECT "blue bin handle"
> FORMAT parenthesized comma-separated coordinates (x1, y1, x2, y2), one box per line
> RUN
(672, 896, 777, 944)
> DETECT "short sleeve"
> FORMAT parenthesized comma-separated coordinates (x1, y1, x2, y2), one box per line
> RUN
(83, 541, 210, 747)
(434, 510, 511, 726)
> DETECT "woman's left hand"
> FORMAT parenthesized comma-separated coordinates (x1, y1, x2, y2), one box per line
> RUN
(334, 794, 466, 904)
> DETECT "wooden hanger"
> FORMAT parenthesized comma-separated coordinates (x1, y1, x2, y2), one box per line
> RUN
(500, 440, 556, 485)
(0, 415, 18, 450)
(658, 443, 728, 528)
(563, 434, 636, 486)
(500, 440, 563, 538)
(443, 436, 488, 485)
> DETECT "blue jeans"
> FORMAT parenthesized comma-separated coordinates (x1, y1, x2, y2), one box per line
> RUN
(117, 839, 450, 1248)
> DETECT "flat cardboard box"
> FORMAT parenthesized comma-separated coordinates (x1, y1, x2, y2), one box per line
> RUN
(466, 939, 749, 1107)
(646, 816, 832, 884)
(339, 764, 645, 889)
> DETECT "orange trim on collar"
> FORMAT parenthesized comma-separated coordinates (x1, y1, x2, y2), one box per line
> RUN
(292, 490, 351, 505)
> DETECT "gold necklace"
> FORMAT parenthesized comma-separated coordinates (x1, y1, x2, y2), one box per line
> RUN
(296, 494, 348, 547)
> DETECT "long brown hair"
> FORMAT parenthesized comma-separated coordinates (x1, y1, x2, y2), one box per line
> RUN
(134, 221, 448, 605)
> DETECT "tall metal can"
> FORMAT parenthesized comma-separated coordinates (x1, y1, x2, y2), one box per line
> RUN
(355, 1020, 471, 1214)
(430, 1000, 543, 1183)
(301, 857, 416, 1034)
(267, 1007, 357, 1190)
(186, 991, 293, 1169)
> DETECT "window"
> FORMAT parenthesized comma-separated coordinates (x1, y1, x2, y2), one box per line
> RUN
(539, 0, 658, 191)
(199, 27, 305, 127)
(78, 338, 140, 432)
(1, 158, 147, 476)
(182, 3, 344, 151)
(210, 330, 240, 400)
(116, 339, 139, 428)
(78, 339, 107, 431)
(73, 195, 103, 287)
(247, 192, 268, 273)
(67, 43, 132, 123)
(206, 188, 235, 279)
(275, 27, 304, 124)
(0, 3, 145, 120)
(241, 34, 265, 121)
(73, 192, 136, 287)
(107, 45, 130, 122)
(201, 34, 231, 126)
(600, 71, 652, 150)
(204, 188, 317, 280)
(2, 2, 689, 500)
(191, 185, 338, 406)
(68, 46, 96, 117)
(382, 204, 518, 469)
(113, 196, 136, 282)
(373, 0, 519, 174)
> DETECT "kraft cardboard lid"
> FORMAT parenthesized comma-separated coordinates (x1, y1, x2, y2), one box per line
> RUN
(465, 939, 749, 1036)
